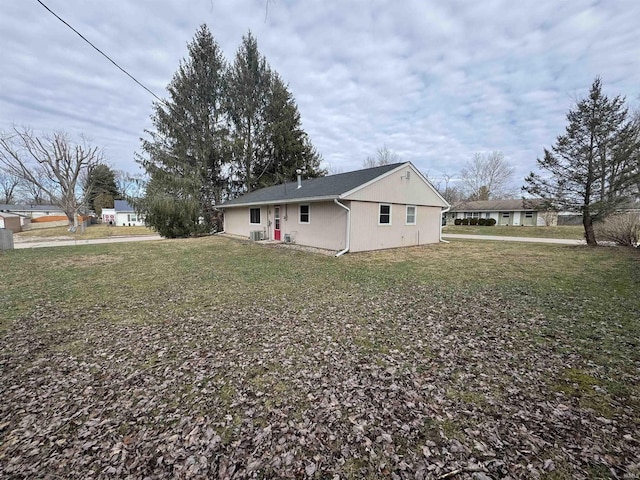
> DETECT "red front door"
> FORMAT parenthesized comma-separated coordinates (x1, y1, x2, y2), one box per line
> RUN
(274, 206, 281, 240)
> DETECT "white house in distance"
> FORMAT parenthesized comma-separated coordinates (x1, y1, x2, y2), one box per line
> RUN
(102, 200, 144, 226)
(221, 162, 450, 255)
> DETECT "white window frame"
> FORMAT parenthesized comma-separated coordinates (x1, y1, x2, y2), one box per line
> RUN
(127, 213, 137, 223)
(525, 211, 534, 218)
(378, 203, 392, 225)
(405, 205, 416, 225)
(299, 204, 310, 224)
(249, 207, 261, 225)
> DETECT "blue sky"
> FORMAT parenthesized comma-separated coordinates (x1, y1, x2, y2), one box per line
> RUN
(1, 0, 639, 189)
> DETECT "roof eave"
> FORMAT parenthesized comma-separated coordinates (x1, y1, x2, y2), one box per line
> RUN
(221, 194, 339, 208)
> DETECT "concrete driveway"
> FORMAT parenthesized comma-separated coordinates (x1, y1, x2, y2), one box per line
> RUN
(13, 234, 162, 249)
(441, 233, 585, 245)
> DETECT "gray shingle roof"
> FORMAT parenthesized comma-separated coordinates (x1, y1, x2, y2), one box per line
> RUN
(114, 200, 134, 212)
(0, 203, 62, 212)
(222, 162, 404, 207)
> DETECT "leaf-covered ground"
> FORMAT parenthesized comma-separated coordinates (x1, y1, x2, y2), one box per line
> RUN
(1, 238, 639, 479)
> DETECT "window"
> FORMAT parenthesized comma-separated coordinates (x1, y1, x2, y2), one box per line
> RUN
(501, 212, 510, 218)
(127, 213, 137, 222)
(406, 205, 416, 225)
(379, 204, 391, 225)
(250, 208, 261, 224)
(525, 211, 534, 218)
(299, 204, 310, 223)
(465, 212, 480, 218)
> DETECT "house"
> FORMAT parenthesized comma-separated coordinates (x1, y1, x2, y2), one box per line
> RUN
(0, 203, 66, 220)
(0, 212, 22, 233)
(447, 199, 557, 226)
(101, 200, 144, 226)
(221, 162, 450, 255)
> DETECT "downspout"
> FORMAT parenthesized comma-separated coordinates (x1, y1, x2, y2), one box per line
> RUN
(334, 199, 350, 257)
(440, 205, 450, 243)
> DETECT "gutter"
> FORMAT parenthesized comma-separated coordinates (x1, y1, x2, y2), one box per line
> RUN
(334, 199, 350, 257)
(440, 205, 451, 244)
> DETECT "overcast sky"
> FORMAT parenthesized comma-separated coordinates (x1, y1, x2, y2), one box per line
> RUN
(2, 0, 639, 188)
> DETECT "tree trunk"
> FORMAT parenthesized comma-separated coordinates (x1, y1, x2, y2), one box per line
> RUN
(583, 212, 597, 246)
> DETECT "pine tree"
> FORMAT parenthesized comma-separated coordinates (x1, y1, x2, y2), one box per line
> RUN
(254, 73, 325, 188)
(137, 24, 228, 235)
(226, 31, 271, 195)
(85, 163, 119, 215)
(524, 77, 640, 245)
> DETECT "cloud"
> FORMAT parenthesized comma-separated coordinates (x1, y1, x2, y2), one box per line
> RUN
(1, 0, 639, 190)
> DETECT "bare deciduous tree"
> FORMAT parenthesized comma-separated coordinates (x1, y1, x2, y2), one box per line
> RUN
(461, 151, 515, 200)
(115, 170, 146, 199)
(0, 127, 102, 226)
(0, 169, 21, 204)
(363, 145, 400, 168)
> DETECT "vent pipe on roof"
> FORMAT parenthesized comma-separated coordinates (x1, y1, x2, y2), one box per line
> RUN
(296, 169, 302, 189)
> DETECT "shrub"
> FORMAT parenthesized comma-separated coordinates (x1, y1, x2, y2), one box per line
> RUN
(478, 218, 487, 226)
(594, 213, 640, 247)
(469, 218, 478, 225)
(454, 218, 462, 225)
(486, 218, 497, 226)
(461, 218, 469, 225)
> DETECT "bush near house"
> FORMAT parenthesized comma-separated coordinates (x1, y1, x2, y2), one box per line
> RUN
(453, 218, 496, 226)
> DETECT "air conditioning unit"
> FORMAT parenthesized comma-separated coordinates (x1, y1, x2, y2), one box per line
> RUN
(284, 233, 292, 243)
(249, 230, 264, 241)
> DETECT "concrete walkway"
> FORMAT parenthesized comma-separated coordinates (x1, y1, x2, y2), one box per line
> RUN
(442, 233, 585, 245)
(13, 234, 162, 249)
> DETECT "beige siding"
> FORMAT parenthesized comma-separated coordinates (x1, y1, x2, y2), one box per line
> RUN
(224, 206, 267, 238)
(343, 164, 447, 207)
(349, 201, 441, 252)
(224, 202, 347, 251)
(280, 202, 346, 250)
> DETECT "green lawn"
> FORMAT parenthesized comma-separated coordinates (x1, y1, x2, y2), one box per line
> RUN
(1, 237, 638, 479)
(443, 224, 585, 239)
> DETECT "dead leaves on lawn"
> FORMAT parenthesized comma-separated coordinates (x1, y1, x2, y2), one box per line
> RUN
(1, 287, 639, 479)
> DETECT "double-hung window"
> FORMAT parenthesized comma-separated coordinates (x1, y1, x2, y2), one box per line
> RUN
(249, 208, 261, 224)
(299, 204, 310, 224)
(379, 204, 391, 225)
(406, 205, 416, 225)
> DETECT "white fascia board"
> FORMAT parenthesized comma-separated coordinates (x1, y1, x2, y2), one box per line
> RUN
(221, 195, 338, 209)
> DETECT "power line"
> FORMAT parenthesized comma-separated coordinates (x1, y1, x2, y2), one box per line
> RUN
(35, 0, 166, 105)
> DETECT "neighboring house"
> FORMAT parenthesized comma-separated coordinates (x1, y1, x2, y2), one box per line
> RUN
(221, 162, 450, 254)
(0, 212, 22, 233)
(0, 203, 66, 220)
(102, 200, 144, 226)
(448, 199, 555, 226)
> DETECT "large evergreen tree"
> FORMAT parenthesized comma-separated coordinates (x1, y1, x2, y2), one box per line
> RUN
(226, 31, 271, 195)
(255, 73, 325, 188)
(84, 163, 119, 216)
(137, 26, 324, 236)
(137, 24, 228, 235)
(524, 77, 640, 245)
